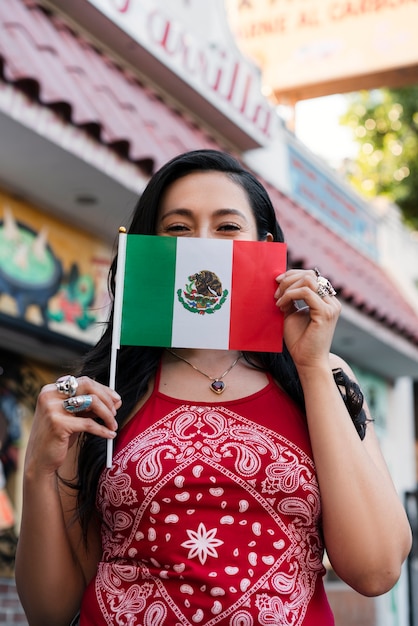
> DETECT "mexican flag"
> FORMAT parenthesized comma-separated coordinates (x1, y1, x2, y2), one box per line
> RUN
(113, 233, 286, 352)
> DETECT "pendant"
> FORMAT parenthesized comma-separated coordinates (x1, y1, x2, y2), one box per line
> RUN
(210, 380, 225, 394)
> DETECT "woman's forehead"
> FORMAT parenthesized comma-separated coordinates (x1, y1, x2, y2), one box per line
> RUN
(160, 170, 251, 208)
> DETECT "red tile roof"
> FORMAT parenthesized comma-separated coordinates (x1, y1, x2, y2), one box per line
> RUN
(0, 0, 220, 173)
(1, 0, 418, 346)
(269, 185, 418, 343)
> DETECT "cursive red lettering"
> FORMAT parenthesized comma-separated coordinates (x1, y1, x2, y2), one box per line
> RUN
(252, 104, 272, 135)
(225, 61, 240, 101)
(148, 11, 178, 56)
(147, 9, 273, 138)
(109, 0, 131, 13)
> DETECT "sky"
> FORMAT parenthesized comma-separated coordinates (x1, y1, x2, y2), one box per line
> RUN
(291, 94, 359, 168)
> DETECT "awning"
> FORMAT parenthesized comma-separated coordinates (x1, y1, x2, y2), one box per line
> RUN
(0, 0, 221, 174)
(1, 0, 418, 350)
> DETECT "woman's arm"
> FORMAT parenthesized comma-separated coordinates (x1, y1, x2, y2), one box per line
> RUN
(276, 270, 412, 596)
(299, 356, 411, 595)
(15, 378, 120, 626)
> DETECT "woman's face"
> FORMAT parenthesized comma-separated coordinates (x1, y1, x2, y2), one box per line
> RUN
(156, 171, 263, 241)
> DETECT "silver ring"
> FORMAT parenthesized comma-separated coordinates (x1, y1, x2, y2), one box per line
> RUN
(314, 268, 337, 298)
(56, 375, 78, 397)
(63, 394, 93, 414)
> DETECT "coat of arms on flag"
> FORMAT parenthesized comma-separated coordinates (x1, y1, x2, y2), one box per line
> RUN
(178, 270, 228, 315)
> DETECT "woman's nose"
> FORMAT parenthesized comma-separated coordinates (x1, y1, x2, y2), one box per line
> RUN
(195, 224, 212, 238)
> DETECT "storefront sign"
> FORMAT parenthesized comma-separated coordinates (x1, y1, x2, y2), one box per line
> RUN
(226, 0, 418, 100)
(86, 0, 276, 143)
(286, 143, 378, 258)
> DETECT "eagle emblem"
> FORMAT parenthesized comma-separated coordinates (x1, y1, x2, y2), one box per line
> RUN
(177, 270, 228, 315)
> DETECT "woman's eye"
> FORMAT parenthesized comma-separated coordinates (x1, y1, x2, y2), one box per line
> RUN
(165, 224, 190, 232)
(218, 223, 241, 231)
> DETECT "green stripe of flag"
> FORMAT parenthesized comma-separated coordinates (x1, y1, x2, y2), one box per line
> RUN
(120, 235, 177, 346)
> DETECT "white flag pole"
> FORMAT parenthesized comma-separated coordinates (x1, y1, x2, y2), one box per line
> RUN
(107, 227, 127, 468)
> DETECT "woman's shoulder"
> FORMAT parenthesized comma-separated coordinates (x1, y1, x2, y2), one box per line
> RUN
(329, 353, 356, 379)
(329, 353, 370, 440)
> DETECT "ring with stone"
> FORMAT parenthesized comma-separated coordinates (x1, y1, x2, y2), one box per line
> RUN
(313, 268, 337, 298)
(62, 394, 93, 414)
(56, 375, 79, 397)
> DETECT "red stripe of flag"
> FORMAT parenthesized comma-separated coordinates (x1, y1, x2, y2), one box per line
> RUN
(229, 240, 286, 352)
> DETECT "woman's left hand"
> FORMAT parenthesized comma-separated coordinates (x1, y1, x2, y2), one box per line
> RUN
(275, 269, 341, 370)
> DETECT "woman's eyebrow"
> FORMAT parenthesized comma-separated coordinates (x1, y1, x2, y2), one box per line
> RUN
(213, 208, 249, 219)
(159, 208, 193, 219)
(160, 208, 249, 219)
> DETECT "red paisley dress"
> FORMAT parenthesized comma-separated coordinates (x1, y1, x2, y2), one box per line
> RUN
(80, 368, 334, 625)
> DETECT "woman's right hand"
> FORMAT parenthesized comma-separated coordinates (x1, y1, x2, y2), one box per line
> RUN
(25, 376, 121, 476)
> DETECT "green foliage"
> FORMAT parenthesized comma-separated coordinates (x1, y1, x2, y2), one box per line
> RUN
(340, 86, 418, 229)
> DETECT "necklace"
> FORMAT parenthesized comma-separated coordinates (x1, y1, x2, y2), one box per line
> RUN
(167, 350, 243, 394)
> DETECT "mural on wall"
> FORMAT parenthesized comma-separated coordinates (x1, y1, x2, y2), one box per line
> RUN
(49, 262, 97, 330)
(0, 207, 63, 324)
(0, 371, 20, 575)
(0, 349, 53, 575)
(0, 197, 112, 344)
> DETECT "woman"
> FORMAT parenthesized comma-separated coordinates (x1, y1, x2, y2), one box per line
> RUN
(16, 150, 411, 626)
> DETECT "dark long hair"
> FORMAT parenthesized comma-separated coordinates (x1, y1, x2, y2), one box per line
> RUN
(75, 149, 304, 538)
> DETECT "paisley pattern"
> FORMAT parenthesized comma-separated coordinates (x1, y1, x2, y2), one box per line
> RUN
(81, 387, 333, 625)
